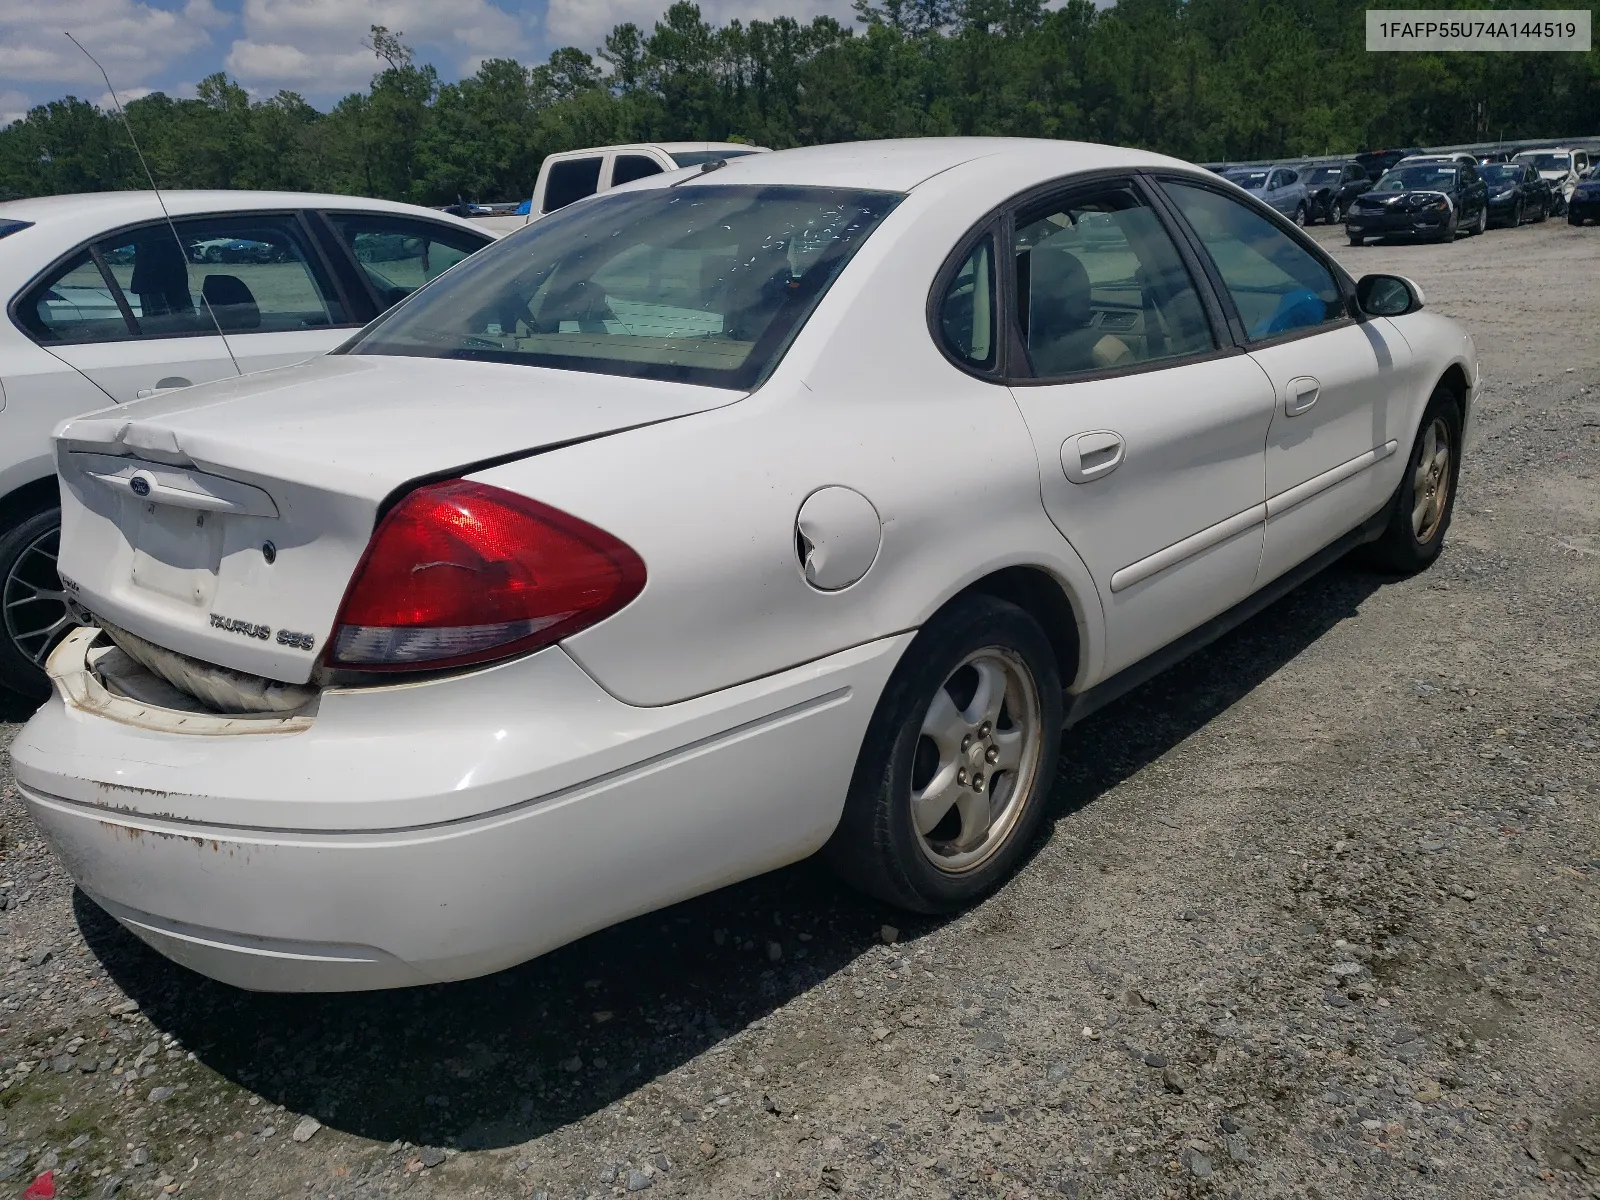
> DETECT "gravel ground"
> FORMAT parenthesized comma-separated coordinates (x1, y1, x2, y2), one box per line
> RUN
(2, 216, 1598, 1200)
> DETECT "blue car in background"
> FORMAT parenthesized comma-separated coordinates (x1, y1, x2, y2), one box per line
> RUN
(1222, 165, 1310, 225)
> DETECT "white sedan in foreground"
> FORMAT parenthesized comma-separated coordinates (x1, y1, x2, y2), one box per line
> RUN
(9, 138, 1475, 992)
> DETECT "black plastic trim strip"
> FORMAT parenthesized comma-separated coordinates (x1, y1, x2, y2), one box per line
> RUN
(1062, 501, 1391, 729)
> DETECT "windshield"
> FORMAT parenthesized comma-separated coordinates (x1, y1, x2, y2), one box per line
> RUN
(345, 185, 899, 390)
(1224, 170, 1269, 189)
(669, 149, 759, 168)
(1481, 165, 1521, 185)
(1373, 166, 1459, 193)
(1515, 152, 1571, 173)
(1300, 167, 1342, 186)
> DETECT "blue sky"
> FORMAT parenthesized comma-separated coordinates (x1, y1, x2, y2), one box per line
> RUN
(0, 0, 863, 125)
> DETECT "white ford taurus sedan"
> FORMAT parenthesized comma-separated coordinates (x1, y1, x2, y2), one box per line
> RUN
(9, 138, 1475, 992)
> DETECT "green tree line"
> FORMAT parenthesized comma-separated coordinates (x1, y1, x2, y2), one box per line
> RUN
(2, 0, 1596, 204)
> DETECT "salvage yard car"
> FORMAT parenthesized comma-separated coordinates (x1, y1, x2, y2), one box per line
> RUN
(1480, 162, 1552, 227)
(1569, 171, 1600, 226)
(1512, 147, 1589, 216)
(1292, 161, 1373, 225)
(1346, 162, 1489, 244)
(1221, 165, 1309, 224)
(0, 191, 495, 698)
(9, 138, 1476, 992)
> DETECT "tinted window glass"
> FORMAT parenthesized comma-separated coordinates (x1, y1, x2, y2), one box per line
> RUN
(1015, 188, 1213, 377)
(1162, 181, 1343, 340)
(611, 155, 665, 186)
(347, 185, 899, 390)
(938, 236, 995, 369)
(0, 219, 33, 240)
(96, 216, 345, 336)
(324, 214, 490, 309)
(543, 157, 603, 213)
(20, 250, 131, 343)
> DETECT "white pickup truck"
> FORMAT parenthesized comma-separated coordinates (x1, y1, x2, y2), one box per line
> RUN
(477, 142, 770, 233)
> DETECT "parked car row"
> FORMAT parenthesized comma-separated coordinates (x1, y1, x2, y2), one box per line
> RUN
(1212, 144, 1597, 243)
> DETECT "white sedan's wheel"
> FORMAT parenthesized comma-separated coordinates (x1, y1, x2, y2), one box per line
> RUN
(0, 508, 67, 698)
(911, 647, 1045, 873)
(826, 594, 1062, 912)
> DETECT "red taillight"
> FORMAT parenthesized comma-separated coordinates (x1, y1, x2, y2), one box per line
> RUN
(328, 480, 645, 672)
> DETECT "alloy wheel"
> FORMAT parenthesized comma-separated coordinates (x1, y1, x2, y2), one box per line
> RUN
(909, 648, 1044, 874)
(2, 525, 70, 670)
(1411, 417, 1453, 544)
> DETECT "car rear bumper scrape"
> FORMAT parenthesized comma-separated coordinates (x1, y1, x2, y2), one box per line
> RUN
(12, 627, 912, 991)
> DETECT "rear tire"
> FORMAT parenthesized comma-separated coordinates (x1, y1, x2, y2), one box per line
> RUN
(0, 505, 66, 701)
(1366, 387, 1462, 575)
(824, 594, 1062, 913)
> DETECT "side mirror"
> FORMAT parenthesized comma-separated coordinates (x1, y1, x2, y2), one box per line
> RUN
(1356, 274, 1424, 317)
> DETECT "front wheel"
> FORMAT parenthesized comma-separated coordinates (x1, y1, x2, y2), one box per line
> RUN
(0, 506, 67, 700)
(1348, 232, 1365, 246)
(1473, 205, 1488, 235)
(1331, 199, 1345, 225)
(1511, 200, 1523, 227)
(1366, 387, 1462, 574)
(1293, 203, 1307, 227)
(824, 594, 1062, 913)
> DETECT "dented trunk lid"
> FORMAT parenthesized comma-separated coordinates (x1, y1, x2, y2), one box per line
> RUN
(55, 354, 739, 684)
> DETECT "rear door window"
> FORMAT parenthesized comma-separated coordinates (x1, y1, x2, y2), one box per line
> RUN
(94, 215, 346, 337)
(322, 214, 491, 310)
(543, 157, 603, 213)
(611, 155, 665, 187)
(1013, 185, 1215, 377)
(20, 216, 345, 343)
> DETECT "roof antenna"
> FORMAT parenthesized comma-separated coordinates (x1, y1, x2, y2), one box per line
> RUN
(65, 31, 242, 380)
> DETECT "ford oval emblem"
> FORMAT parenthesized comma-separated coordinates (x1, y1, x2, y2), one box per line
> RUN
(129, 476, 151, 498)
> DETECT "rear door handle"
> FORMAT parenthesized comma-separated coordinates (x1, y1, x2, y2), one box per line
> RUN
(1062, 430, 1125, 484)
(1284, 376, 1320, 416)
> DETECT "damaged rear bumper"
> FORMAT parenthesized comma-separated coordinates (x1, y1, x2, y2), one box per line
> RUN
(10, 625, 909, 991)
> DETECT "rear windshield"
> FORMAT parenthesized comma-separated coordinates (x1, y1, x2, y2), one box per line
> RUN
(345, 184, 900, 390)
(1515, 152, 1571, 172)
(1374, 166, 1459, 193)
(669, 149, 759, 168)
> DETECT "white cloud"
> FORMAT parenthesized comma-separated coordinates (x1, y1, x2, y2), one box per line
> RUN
(0, 0, 220, 94)
(224, 0, 532, 95)
(95, 85, 154, 112)
(543, 0, 857, 51)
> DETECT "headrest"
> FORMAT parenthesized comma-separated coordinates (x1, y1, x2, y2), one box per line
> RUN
(202, 274, 260, 330)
